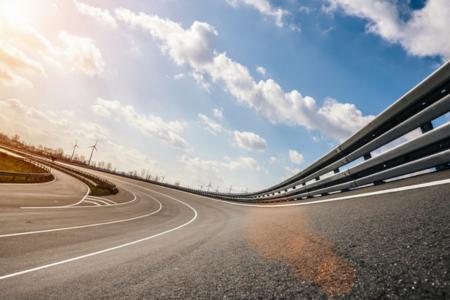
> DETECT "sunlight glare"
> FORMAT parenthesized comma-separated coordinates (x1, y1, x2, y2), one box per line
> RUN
(0, 1, 30, 29)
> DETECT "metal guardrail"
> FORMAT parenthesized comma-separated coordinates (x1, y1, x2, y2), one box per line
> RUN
(102, 62, 449, 202)
(0, 171, 53, 183)
(156, 61, 450, 202)
(0, 152, 54, 183)
(2, 62, 448, 200)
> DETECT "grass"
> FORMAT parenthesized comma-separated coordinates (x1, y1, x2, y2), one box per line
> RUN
(0, 152, 46, 173)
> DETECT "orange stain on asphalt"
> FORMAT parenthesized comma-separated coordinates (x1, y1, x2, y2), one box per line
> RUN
(246, 209, 356, 297)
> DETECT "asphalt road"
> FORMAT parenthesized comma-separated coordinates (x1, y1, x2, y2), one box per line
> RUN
(0, 166, 449, 299)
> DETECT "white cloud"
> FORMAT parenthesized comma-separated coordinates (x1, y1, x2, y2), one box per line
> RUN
(116, 8, 373, 142)
(178, 154, 261, 190)
(173, 72, 185, 80)
(116, 8, 218, 66)
(0, 98, 158, 173)
(0, 65, 32, 87)
(0, 18, 105, 84)
(180, 154, 260, 174)
(226, 0, 288, 27)
(285, 166, 302, 175)
(0, 40, 46, 87)
(256, 65, 266, 76)
(326, 0, 450, 60)
(59, 31, 105, 76)
(0, 41, 45, 75)
(298, 6, 314, 14)
(234, 130, 267, 151)
(92, 97, 188, 149)
(212, 107, 224, 119)
(269, 155, 277, 164)
(73, 0, 117, 28)
(289, 149, 304, 165)
(198, 113, 223, 135)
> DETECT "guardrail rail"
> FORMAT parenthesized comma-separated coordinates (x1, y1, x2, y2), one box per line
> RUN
(118, 61, 450, 202)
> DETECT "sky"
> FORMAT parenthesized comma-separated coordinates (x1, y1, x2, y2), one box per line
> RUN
(0, 0, 448, 192)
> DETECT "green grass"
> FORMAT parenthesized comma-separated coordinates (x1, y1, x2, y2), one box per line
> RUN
(0, 152, 45, 173)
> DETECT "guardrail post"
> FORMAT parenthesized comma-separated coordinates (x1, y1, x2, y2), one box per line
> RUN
(419, 121, 448, 171)
(363, 153, 372, 160)
(420, 121, 433, 133)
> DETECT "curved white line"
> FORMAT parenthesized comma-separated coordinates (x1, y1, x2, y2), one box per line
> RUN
(86, 196, 117, 205)
(0, 195, 162, 238)
(20, 185, 91, 209)
(0, 187, 198, 280)
(69, 190, 138, 209)
(83, 200, 101, 206)
(85, 198, 111, 206)
(21, 187, 138, 209)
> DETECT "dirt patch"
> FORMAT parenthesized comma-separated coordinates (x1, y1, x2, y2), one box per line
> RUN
(245, 208, 356, 297)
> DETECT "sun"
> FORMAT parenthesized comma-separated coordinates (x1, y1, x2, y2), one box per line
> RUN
(0, 1, 30, 29)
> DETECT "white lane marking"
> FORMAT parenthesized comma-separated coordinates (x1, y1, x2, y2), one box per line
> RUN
(0, 187, 198, 280)
(21, 187, 137, 209)
(86, 196, 117, 205)
(83, 198, 111, 206)
(82, 200, 101, 206)
(0, 195, 162, 238)
(20, 185, 91, 209)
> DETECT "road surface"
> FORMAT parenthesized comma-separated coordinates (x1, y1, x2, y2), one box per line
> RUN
(0, 165, 449, 299)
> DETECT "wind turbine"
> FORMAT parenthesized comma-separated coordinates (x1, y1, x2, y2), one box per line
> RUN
(87, 140, 98, 165)
(229, 185, 233, 193)
(206, 181, 212, 192)
(70, 141, 79, 160)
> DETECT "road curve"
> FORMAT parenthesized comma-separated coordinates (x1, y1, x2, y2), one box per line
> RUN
(0, 167, 449, 299)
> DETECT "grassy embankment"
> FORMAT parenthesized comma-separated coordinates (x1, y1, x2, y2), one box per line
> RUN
(0, 152, 51, 183)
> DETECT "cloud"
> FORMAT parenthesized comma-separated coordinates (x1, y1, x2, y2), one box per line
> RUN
(178, 154, 261, 190)
(285, 166, 302, 175)
(0, 65, 32, 87)
(59, 31, 105, 76)
(116, 8, 218, 66)
(288, 149, 304, 165)
(0, 41, 45, 75)
(92, 97, 188, 149)
(0, 11, 106, 86)
(256, 65, 267, 76)
(234, 130, 267, 151)
(212, 107, 223, 119)
(325, 0, 450, 60)
(226, 0, 288, 27)
(0, 40, 46, 87)
(298, 6, 314, 14)
(198, 113, 223, 135)
(173, 72, 185, 80)
(116, 8, 373, 142)
(73, 0, 117, 28)
(0, 98, 159, 173)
